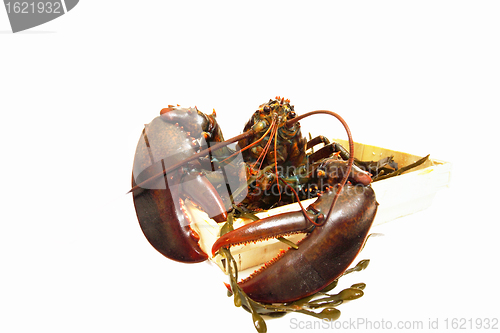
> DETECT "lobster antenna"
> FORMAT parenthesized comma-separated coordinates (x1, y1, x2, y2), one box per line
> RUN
(273, 119, 281, 201)
(220, 117, 277, 165)
(249, 119, 281, 198)
(286, 110, 355, 225)
(252, 119, 278, 172)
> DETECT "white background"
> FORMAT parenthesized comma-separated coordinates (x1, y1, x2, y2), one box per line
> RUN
(1, 1, 499, 332)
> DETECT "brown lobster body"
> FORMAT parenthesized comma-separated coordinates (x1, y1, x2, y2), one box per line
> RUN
(131, 98, 378, 312)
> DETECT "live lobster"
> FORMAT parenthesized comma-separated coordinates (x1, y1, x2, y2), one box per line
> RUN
(130, 98, 378, 325)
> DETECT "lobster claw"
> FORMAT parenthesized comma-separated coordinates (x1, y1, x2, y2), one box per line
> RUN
(212, 184, 378, 303)
(132, 113, 229, 263)
(132, 172, 210, 263)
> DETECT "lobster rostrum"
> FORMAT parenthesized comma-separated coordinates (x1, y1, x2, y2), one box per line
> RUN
(131, 97, 378, 305)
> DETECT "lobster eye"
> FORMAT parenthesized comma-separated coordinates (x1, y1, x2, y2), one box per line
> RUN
(263, 105, 270, 113)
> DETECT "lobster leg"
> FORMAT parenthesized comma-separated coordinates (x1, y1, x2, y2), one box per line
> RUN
(306, 135, 330, 150)
(315, 158, 372, 186)
(308, 143, 337, 164)
(212, 184, 378, 303)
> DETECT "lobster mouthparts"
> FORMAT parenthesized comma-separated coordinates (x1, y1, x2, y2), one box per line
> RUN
(212, 185, 378, 304)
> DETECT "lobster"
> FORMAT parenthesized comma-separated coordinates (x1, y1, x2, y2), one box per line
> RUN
(130, 98, 378, 307)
